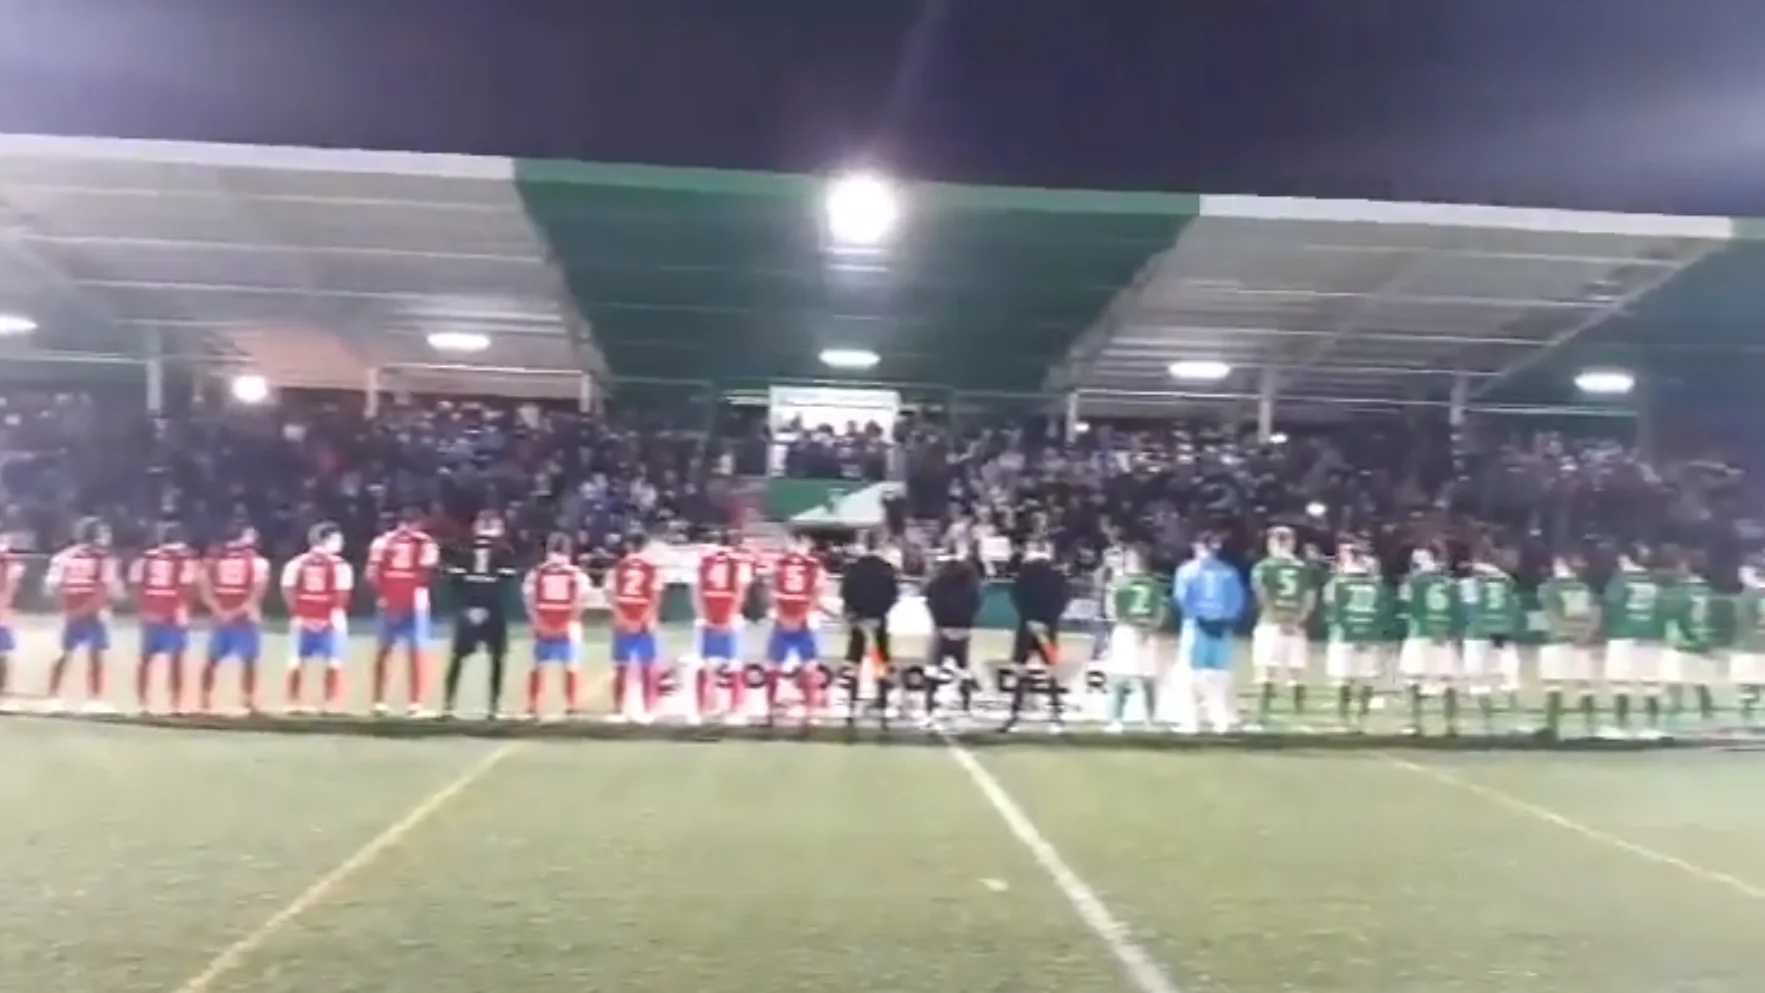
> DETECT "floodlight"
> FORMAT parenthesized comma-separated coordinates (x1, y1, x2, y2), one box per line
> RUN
(1269, 432, 1289, 445)
(230, 373, 270, 404)
(1167, 359, 1232, 382)
(819, 348, 880, 370)
(824, 173, 899, 248)
(1305, 501, 1328, 519)
(1574, 368, 1635, 396)
(427, 331, 491, 353)
(0, 313, 36, 335)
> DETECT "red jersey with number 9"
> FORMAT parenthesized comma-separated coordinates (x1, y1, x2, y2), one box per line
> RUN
(771, 551, 822, 627)
(696, 549, 745, 627)
(609, 555, 660, 631)
(131, 544, 200, 625)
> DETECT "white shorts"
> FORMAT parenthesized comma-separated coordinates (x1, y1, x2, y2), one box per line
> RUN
(1730, 652, 1765, 686)
(1102, 625, 1158, 679)
(1324, 640, 1381, 681)
(1460, 638, 1523, 687)
(1539, 644, 1595, 684)
(1603, 639, 1661, 685)
(1660, 649, 1715, 686)
(1251, 624, 1308, 677)
(1398, 639, 1455, 681)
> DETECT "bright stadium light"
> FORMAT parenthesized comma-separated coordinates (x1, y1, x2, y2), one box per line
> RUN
(427, 331, 491, 353)
(1574, 368, 1635, 396)
(1269, 432, 1289, 445)
(1167, 359, 1232, 382)
(230, 373, 270, 404)
(824, 173, 900, 248)
(0, 313, 36, 335)
(819, 347, 880, 371)
(1306, 501, 1328, 519)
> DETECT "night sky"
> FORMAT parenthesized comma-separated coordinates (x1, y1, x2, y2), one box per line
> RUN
(3, 0, 1765, 214)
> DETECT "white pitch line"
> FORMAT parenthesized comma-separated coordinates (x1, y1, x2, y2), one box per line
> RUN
(942, 737, 1184, 993)
(167, 741, 522, 993)
(1385, 755, 1765, 902)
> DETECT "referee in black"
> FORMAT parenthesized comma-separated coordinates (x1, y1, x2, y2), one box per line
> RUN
(841, 530, 900, 726)
(922, 542, 983, 719)
(441, 510, 519, 718)
(1001, 535, 1071, 733)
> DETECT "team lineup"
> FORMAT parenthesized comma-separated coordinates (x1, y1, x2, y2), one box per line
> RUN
(0, 512, 851, 726)
(0, 514, 1762, 738)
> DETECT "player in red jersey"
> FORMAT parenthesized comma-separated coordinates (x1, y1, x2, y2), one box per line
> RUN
(0, 532, 23, 711)
(281, 522, 355, 714)
(44, 518, 124, 712)
(365, 509, 440, 716)
(764, 534, 826, 724)
(128, 522, 200, 714)
(199, 524, 271, 714)
(692, 531, 751, 723)
(607, 533, 663, 723)
(522, 533, 591, 720)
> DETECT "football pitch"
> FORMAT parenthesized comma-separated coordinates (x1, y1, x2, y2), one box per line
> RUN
(3, 623, 1764, 993)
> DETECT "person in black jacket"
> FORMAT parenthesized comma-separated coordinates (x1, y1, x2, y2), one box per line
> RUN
(441, 510, 519, 718)
(922, 543, 983, 720)
(840, 530, 900, 725)
(1002, 536, 1071, 732)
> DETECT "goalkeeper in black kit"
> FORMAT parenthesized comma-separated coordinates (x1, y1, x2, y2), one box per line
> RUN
(841, 531, 900, 725)
(1002, 537, 1071, 733)
(441, 510, 519, 718)
(921, 543, 983, 723)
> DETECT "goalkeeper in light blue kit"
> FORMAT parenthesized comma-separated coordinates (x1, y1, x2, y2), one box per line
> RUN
(1172, 533, 1248, 732)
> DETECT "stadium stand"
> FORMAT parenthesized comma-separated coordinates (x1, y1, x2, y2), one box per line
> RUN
(0, 134, 1763, 741)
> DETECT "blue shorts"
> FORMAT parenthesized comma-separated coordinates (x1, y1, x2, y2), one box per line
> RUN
(207, 620, 263, 665)
(767, 626, 818, 665)
(294, 625, 344, 663)
(141, 622, 189, 658)
(534, 635, 579, 665)
(377, 610, 431, 650)
(0, 625, 12, 655)
(699, 625, 739, 663)
(611, 629, 658, 667)
(62, 616, 110, 653)
(1183, 622, 1234, 671)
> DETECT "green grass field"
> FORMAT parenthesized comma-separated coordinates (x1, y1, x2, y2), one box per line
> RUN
(3, 621, 1764, 993)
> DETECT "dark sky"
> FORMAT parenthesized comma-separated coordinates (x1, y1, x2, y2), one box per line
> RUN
(4, 0, 1765, 214)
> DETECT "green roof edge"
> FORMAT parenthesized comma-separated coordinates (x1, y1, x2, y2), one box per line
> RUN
(515, 158, 1202, 215)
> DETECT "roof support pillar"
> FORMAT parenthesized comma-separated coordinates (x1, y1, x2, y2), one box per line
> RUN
(1448, 374, 1470, 429)
(1256, 367, 1279, 443)
(1064, 390, 1082, 441)
(364, 364, 381, 419)
(578, 372, 596, 414)
(144, 328, 165, 415)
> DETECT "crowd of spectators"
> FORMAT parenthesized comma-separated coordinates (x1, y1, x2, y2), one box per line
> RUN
(0, 387, 1752, 592)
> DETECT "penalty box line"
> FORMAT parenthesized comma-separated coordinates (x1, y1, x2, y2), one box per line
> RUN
(940, 731, 1185, 993)
(1384, 755, 1765, 903)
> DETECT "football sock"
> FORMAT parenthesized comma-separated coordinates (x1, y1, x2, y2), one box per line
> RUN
(1544, 689, 1564, 734)
(371, 654, 390, 707)
(1336, 683, 1353, 723)
(1442, 687, 1460, 732)
(1290, 682, 1306, 715)
(47, 656, 68, 698)
(611, 667, 629, 716)
(87, 657, 105, 700)
(135, 657, 153, 709)
(443, 649, 468, 711)
(285, 667, 303, 709)
(407, 654, 427, 709)
(695, 668, 714, 717)
(323, 667, 343, 709)
(1741, 685, 1761, 723)
(1613, 692, 1631, 727)
(240, 665, 258, 712)
(1257, 681, 1275, 723)
(1644, 693, 1662, 728)
(1357, 682, 1375, 720)
(526, 668, 543, 714)
(0, 655, 9, 700)
(168, 653, 186, 711)
(565, 668, 581, 712)
(1139, 676, 1158, 722)
(486, 649, 506, 715)
(1696, 684, 1716, 722)
(1407, 683, 1423, 727)
(1578, 691, 1597, 732)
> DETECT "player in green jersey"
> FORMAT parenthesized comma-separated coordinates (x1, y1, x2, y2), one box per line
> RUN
(1399, 545, 1460, 733)
(1603, 547, 1668, 736)
(1661, 551, 1718, 729)
(1731, 562, 1765, 725)
(1538, 552, 1601, 736)
(1250, 526, 1315, 728)
(1099, 544, 1164, 732)
(1321, 538, 1388, 730)
(1458, 544, 1523, 729)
